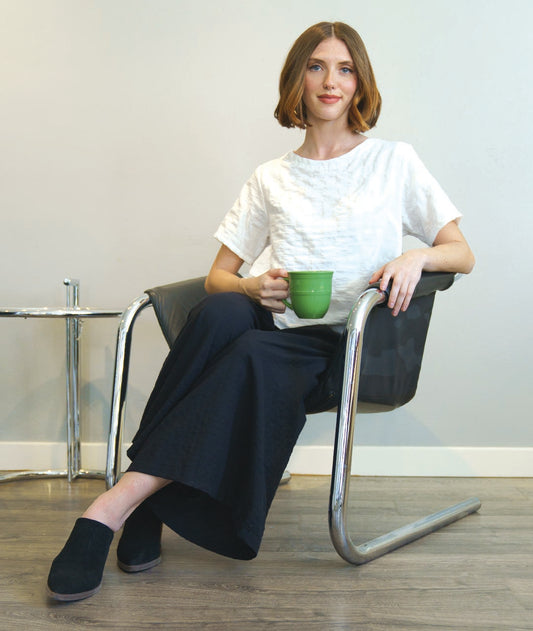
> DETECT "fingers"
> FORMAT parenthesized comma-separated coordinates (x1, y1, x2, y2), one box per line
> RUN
(378, 270, 393, 293)
(248, 269, 289, 312)
(369, 267, 392, 293)
(387, 276, 418, 316)
(262, 270, 289, 295)
(369, 254, 424, 317)
(368, 267, 384, 286)
(262, 278, 289, 299)
(264, 299, 287, 314)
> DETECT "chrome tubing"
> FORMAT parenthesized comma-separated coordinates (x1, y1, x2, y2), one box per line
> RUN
(1, 281, 121, 484)
(64, 278, 81, 482)
(106, 294, 152, 489)
(0, 469, 68, 482)
(329, 287, 481, 564)
(0, 307, 121, 318)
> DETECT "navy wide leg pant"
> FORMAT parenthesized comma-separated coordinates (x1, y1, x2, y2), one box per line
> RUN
(127, 292, 342, 560)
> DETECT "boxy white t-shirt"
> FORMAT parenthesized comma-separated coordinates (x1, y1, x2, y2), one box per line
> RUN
(214, 138, 461, 329)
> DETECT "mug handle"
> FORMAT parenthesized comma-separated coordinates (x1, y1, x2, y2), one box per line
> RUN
(282, 277, 293, 310)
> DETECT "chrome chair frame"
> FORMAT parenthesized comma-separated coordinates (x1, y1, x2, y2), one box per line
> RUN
(106, 293, 152, 489)
(329, 287, 480, 564)
(106, 279, 481, 564)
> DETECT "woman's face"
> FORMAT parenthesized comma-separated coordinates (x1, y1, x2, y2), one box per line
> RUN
(302, 37, 357, 126)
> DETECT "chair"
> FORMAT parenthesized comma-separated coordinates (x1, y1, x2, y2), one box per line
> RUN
(106, 272, 480, 565)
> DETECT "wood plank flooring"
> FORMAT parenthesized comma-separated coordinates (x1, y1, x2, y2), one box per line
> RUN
(1, 475, 532, 630)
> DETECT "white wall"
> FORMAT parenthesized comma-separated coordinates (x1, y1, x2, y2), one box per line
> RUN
(1, 0, 532, 473)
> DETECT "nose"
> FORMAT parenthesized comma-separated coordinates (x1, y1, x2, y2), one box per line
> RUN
(323, 69, 335, 90)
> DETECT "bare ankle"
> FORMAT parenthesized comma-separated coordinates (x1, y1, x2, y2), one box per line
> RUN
(82, 494, 124, 532)
(81, 473, 171, 532)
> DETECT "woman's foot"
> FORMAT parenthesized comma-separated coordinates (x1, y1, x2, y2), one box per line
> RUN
(47, 518, 114, 602)
(116, 501, 163, 573)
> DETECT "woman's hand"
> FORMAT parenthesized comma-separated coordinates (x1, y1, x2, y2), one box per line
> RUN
(239, 269, 289, 313)
(368, 250, 426, 317)
(368, 221, 475, 317)
(206, 246, 289, 313)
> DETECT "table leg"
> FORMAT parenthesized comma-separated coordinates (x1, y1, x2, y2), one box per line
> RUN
(65, 279, 81, 481)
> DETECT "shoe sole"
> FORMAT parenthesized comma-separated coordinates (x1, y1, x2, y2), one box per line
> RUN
(46, 583, 101, 602)
(117, 556, 161, 573)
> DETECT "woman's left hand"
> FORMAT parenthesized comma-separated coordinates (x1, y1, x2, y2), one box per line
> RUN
(368, 221, 475, 316)
(368, 250, 427, 317)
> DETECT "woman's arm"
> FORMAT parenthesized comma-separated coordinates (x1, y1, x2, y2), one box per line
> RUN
(368, 220, 475, 317)
(205, 244, 289, 314)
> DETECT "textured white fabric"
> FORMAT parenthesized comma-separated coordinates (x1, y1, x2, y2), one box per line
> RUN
(214, 138, 462, 329)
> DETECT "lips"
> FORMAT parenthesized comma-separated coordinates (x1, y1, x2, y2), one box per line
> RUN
(318, 95, 342, 104)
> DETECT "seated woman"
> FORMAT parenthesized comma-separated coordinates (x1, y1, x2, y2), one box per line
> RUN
(47, 20, 474, 601)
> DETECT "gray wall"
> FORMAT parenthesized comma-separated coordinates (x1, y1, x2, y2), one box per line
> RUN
(1, 0, 531, 458)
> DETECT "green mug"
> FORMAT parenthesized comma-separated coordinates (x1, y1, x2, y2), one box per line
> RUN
(283, 271, 334, 319)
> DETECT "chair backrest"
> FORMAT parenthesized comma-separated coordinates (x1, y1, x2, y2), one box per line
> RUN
(146, 277, 207, 347)
(360, 271, 455, 408)
(307, 272, 454, 412)
(146, 272, 454, 411)
(359, 291, 436, 407)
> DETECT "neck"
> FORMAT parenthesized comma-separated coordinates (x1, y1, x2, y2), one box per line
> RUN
(295, 122, 366, 161)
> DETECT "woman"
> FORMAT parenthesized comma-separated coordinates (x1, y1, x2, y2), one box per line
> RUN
(47, 21, 474, 601)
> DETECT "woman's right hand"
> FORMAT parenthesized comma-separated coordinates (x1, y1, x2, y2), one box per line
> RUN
(206, 246, 289, 313)
(239, 269, 289, 313)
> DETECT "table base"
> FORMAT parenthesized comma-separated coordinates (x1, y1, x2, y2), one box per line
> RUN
(0, 469, 106, 482)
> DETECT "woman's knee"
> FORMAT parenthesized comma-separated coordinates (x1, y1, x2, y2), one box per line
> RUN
(191, 292, 268, 333)
(230, 329, 274, 358)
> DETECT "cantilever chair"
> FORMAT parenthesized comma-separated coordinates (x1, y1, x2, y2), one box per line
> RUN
(106, 272, 480, 565)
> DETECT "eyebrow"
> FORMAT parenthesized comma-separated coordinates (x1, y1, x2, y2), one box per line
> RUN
(308, 57, 354, 66)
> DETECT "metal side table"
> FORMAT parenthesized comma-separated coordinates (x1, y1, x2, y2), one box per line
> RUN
(0, 279, 122, 483)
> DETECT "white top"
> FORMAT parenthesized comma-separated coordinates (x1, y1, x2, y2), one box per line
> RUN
(215, 138, 462, 329)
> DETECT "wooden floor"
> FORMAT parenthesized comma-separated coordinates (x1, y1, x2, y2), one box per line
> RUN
(1, 475, 532, 630)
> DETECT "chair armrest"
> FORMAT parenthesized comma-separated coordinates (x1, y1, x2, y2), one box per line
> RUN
(368, 271, 456, 303)
(145, 277, 207, 347)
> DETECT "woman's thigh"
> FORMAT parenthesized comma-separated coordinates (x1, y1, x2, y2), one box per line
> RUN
(133, 293, 276, 437)
(224, 324, 342, 404)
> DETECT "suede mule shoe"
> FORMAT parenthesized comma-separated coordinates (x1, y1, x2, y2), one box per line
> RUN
(117, 502, 163, 573)
(47, 517, 114, 602)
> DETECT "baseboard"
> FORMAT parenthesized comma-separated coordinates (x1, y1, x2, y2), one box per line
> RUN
(287, 445, 533, 477)
(0, 442, 131, 474)
(1, 442, 532, 477)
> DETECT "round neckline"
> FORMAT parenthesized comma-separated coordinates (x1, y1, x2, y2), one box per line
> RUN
(289, 137, 373, 166)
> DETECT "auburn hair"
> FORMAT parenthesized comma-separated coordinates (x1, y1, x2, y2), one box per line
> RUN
(274, 22, 381, 132)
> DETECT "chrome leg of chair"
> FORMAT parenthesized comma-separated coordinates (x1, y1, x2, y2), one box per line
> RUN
(280, 470, 291, 485)
(105, 294, 151, 489)
(328, 288, 481, 565)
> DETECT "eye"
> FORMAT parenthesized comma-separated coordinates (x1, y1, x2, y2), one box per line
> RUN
(308, 63, 322, 72)
(340, 66, 354, 74)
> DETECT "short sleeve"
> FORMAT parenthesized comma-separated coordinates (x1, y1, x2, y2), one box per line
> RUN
(214, 170, 270, 265)
(400, 144, 462, 245)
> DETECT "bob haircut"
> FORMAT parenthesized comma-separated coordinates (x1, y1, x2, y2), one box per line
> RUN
(275, 22, 381, 133)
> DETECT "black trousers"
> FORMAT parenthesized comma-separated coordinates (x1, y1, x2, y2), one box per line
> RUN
(127, 292, 343, 560)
